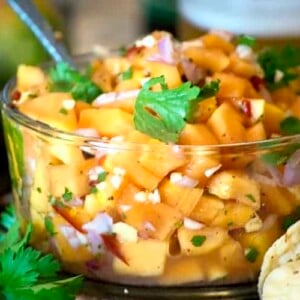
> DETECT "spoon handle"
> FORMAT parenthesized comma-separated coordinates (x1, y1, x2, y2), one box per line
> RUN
(6, 0, 76, 68)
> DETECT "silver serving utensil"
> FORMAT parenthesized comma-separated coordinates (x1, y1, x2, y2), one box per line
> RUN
(6, 0, 76, 68)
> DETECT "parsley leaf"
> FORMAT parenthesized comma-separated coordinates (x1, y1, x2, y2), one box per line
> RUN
(280, 116, 300, 135)
(236, 34, 256, 48)
(258, 45, 300, 90)
(191, 235, 206, 247)
(121, 67, 133, 80)
(245, 247, 259, 263)
(49, 62, 102, 104)
(62, 187, 73, 202)
(133, 76, 219, 142)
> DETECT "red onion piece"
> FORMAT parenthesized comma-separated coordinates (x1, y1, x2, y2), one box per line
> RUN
(181, 58, 206, 84)
(282, 149, 300, 186)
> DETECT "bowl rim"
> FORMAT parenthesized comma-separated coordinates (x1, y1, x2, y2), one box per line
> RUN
(2, 54, 300, 153)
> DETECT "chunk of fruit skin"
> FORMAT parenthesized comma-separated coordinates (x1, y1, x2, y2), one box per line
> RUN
(112, 240, 168, 276)
(177, 226, 229, 256)
(208, 170, 260, 210)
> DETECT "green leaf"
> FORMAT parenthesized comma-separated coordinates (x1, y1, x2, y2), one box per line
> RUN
(258, 45, 300, 90)
(191, 235, 206, 247)
(245, 194, 256, 203)
(280, 116, 300, 135)
(0, 205, 16, 233)
(236, 34, 256, 48)
(134, 76, 219, 142)
(121, 67, 133, 80)
(49, 62, 102, 104)
(0, 221, 21, 254)
(62, 187, 73, 201)
(44, 215, 56, 237)
(245, 247, 259, 263)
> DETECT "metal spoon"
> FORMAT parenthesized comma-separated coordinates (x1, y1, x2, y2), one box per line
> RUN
(6, 0, 76, 68)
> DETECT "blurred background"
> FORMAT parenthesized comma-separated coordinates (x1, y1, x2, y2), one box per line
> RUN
(1, 0, 300, 194)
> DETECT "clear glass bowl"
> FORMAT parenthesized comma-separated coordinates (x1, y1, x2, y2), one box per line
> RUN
(2, 56, 300, 298)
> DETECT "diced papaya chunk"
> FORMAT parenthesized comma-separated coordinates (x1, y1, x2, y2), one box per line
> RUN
(139, 140, 186, 180)
(263, 103, 285, 135)
(260, 184, 295, 215)
(190, 194, 224, 224)
(17, 65, 46, 92)
(184, 47, 229, 72)
(113, 240, 168, 276)
(104, 152, 161, 190)
(207, 102, 246, 144)
(227, 53, 259, 78)
(18, 93, 77, 132)
(211, 202, 256, 230)
(208, 170, 260, 210)
(194, 97, 217, 123)
(160, 256, 205, 285)
(79, 108, 134, 137)
(201, 33, 234, 54)
(48, 164, 89, 198)
(179, 124, 218, 145)
(271, 86, 297, 111)
(178, 226, 229, 256)
(246, 122, 267, 142)
(125, 202, 182, 240)
(159, 179, 203, 215)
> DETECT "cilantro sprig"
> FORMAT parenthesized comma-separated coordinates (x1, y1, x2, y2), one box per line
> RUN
(134, 76, 219, 143)
(236, 34, 256, 48)
(258, 45, 300, 90)
(0, 207, 83, 299)
(49, 62, 102, 104)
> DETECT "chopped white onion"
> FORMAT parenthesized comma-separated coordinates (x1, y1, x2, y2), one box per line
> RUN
(170, 172, 199, 188)
(184, 217, 205, 230)
(92, 90, 140, 107)
(204, 164, 222, 178)
(82, 212, 113, 235)
(75, 128, 99, 138)
(148, 189, 161, 204)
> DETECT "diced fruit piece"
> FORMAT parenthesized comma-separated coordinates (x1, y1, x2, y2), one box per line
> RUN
(125, 202, 182, 240)
(139, 140, 186, 180)
(271, 86, 297, 111)
(91, 60, 113, 92)
(104, 152, 161, 190)
(246, 122, 267, 142)
(180, 154, 221, 187)
(17, 65, 46, 92)
(211, 201, 256, 230)
(112, 222, 138, 243)
(260, 184, 295, 215)
(117, 182, 141, 205)
(201, 33, 234, 54)
(179, 124, 218, 145)
(159, 179, 203, 215)
(190, 194, 225, 224)
(177, 226, 229, 256)
(113, 240, 168, 276)
(205, 260, 228, 281)
(160, 256, 205, 285)
(144, 61, 182, 88)
(213, 72, 257, 98)
(208, 170, 260, 209)
(48, 164, 89, 198)
(227, 53, 258, 78)
(207, 102, 246, 144)
(263, 103, 285, 135)
(18, 92, 77, 131)
(78, 108, 134, 137)
(237, 217, 283, 272)
(184, 47, 229, 72)
(51, 214, 93, 273)
(194, 97, 217, 123)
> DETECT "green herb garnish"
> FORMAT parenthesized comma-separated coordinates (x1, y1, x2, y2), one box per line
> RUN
(134, 76, 219, 143)
(44, 215, 56, 237)
(191, 235, 206, 247)
(49, 62, 102, 104)
(245, 247, 259, 263)
(90, 186, 98, 194)
(281, 206, 300, 231)
(258, 45, 300, 90)
(236, 34, 256, 48)
(62, 187, 73, 202)
(280, 116, 300, 135)
(246, 194, 256, 203)
(97, 171, 107, 182)
(121, 67, 133, 80)
(0, 209, 83, 299)
(59, 107, 68, 115)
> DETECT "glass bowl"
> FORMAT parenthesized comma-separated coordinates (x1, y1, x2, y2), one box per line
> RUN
(2, 56, 300, 299)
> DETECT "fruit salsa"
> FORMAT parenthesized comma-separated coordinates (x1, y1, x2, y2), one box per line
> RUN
(2, 30, 300, 286)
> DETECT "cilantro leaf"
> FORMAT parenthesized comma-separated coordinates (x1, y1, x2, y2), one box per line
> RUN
(62, 187, 73, 201)
(191, 235, 206, 247)
(0, 204, 16, 233)
(133, 76, 219, 142)
(280, 116, 300, 135)
(258, 45, 300, 90)
(44, 215, 56, 237)
(121, 67, 133, 80)
(49, 62, 102, 103)
(245, 247, 259, 263)
(236, 34, 256, 48)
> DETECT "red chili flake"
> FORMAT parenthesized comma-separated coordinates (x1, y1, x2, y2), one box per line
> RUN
(12, 90, 21, 100)
(250, 76, 266, 91)
(241, 98, 252, 118)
